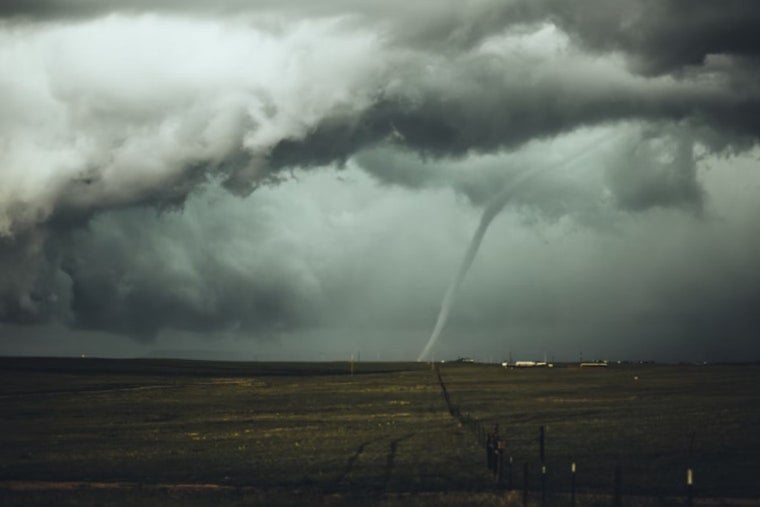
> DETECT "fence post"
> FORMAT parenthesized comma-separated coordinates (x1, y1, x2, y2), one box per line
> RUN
(570, 461, 576, 507)
(486, 432, 494, 470)
(687, 431, 696, 507)
(507, 455, 513, 491)
(491, 440, 497, 475)
(538, 425, 546, 506)
(686, 467, 694, 507)
(523, 462, 529, 507)
(496, 439, 507, 486)
(613, 465, 622, 507)
(539, 425, 545, 462)
(541, 463, 546, 506)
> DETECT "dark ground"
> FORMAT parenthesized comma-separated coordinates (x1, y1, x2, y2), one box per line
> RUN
(0, 357, 758, 506)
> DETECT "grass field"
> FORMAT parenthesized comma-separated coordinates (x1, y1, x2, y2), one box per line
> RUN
(0, 357, 758, 506)
(438, 363, 760, 500)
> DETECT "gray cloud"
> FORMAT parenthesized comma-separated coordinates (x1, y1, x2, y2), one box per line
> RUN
(58, 186, 329, 340)
(2, 8, 760, 238)
(0, 230, 66, 324)
(532, 0, 760, 76)
(5, 1, 760, 76)
(1, 2, 760, 360)
(604, 125, 704, 213)
(2, 157, 760, 361)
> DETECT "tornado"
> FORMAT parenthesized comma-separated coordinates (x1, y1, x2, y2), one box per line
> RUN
(417, 131, 619, 362)
(416, 182, 512, 362)
(417, 197, 508, 361)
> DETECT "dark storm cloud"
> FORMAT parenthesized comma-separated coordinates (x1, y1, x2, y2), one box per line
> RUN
(0, 231, 62, 324)
(270, 61, 760, 171)
(0, 0, 241, 21)
(533, 0, 760, 76)
(604, 126, 704, 213)
(255, 0, 760, 181)
(3, 2, 760, 237)
(1, 1, 760, 355)
(58, 201, 322, 340)
(6, 0, 760, 74)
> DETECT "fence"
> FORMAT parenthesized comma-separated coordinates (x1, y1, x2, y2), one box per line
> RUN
(434, 366, 699, 506)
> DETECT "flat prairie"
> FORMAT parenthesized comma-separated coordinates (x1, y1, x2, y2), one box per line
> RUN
(0, 357, 758, 506)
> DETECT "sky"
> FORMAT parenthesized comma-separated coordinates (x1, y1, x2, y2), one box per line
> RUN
(1, 0, 760, 363)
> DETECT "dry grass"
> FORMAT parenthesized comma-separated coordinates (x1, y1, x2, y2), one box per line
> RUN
(0, 358, 758, 505)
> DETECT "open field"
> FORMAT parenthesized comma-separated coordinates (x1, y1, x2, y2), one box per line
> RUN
(438, 363, 760, 501)
(0, 358, 758, 506)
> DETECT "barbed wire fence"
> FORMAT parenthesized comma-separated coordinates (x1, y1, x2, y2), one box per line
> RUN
(434, 365, 699, 506)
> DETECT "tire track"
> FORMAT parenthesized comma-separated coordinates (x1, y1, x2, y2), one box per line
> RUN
(333, 441, 368, 489)
(383, 433, 415, 491)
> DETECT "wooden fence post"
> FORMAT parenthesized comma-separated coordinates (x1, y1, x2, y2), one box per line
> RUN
(538, 425, 546, 506)
(686, 467, 694, 507)
(486, 432, 494, 470)
(496, 439, 507, 486)
(539, 425, 545, 462)
(541, 463, 546, 506)
(570, 461, 576, 507)
(687, 431, 696, 507)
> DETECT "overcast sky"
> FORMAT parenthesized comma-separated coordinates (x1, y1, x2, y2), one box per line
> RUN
(1, 1, 760, 362)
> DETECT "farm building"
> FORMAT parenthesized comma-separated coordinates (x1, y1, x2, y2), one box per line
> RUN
(580, 361, 608, 368)
(508, 361, 553, 368)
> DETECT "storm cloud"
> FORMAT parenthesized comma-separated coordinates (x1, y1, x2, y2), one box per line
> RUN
(1, 1, 759, 360)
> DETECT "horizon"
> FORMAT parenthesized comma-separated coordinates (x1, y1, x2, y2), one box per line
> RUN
(2, 353, 756, 366)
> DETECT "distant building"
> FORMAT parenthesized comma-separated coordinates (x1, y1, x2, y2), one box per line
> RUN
(580, 361, 608, 368)
(510, 361, 553, 368)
